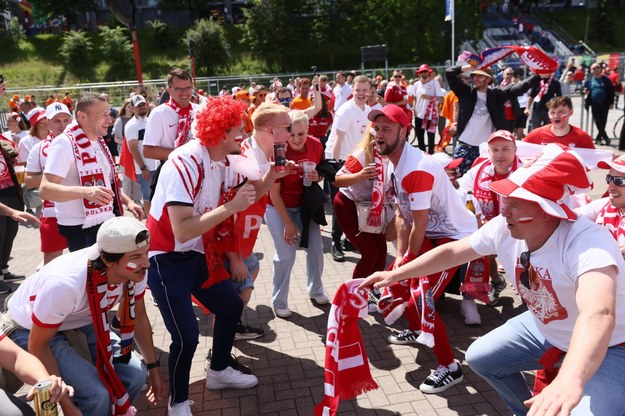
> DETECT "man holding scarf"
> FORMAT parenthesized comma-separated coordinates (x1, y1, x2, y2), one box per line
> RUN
(39, 93, 144, 251)
(4, 216, 164, 416)
(361, 143, 625, 416)
(369, 104, 477, 393)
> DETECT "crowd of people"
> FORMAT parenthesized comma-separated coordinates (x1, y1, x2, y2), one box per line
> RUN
(0, 58, 624, 416)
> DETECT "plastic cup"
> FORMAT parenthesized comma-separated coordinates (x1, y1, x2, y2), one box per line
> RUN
(302, 161, 316, 187)
(14, 165, 25, 185)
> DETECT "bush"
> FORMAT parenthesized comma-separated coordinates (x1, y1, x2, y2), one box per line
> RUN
(59, 31, 96, 82)
(147, 19, 174, 48)
(8, 17, 25, 46)
(99, 26, 134, 80)
(182, 18, 231, 76)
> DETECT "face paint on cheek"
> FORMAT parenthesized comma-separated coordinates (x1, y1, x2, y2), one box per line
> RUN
(518, 217, 534, 223)
(125, 262, 138, 271)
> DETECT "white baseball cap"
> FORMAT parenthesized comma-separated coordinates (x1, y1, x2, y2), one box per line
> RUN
(87, 217, 150, 260)
(45, 102, 71, 120)
(130, 94, 147, 107)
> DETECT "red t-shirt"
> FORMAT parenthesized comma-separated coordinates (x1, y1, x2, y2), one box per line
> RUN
(308, 114, 333, 140)
(268, 136, 323, 208)
(384, 83, 408, 110)
(523, 124, 595, 149)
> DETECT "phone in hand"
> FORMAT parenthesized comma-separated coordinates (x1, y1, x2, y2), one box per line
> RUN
(311, 66, 317, 78)
(0, 74, 4, 84)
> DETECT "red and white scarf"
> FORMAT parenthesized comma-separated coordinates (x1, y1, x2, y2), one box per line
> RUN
(473, 157, 521, 221)
(594, 200, 625, 243)
(0, 144, 15, 190)
(422, 97, 439, 134)
(65, 122, 123, 228)
(314, 279, 378, 416)
(166, 99, 192, 148)
(460, 257, 492, 303)
(39, 133, 57, 218)
(367, 146, 385, 228)
(534, 76, 553, 103)
(86, 261, 137, 416)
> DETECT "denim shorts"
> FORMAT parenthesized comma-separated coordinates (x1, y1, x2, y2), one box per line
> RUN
(137, 170, 155, 200)
(224, 253, 259, 293)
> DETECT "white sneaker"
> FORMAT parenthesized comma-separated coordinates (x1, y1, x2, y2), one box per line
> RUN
(206, 366, 258, 390)
(274, 307, 292, 318)
(460, 299, 481, 325)
(168, 399, 194, 416)
(311, 294, 330, 305)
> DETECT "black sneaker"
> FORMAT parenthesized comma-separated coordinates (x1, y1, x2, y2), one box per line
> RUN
(2, 272, 24, 281)
(419, 361, 464, 394)
(0, 281, 12, 295)
(487, 279, 507, 306)
(387, 329, 422, 345)
(342, 239, 357, 252)
(331, 244, 345, 262)
(206, 349, 252, 375)
(234, 321, 264, 341)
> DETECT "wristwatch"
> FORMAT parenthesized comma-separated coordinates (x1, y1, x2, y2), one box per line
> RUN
(140, 165, 148, 171)
(146, 359, 160, 370)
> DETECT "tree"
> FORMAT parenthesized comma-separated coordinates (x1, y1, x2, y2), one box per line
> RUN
(31, 0, 96, 27)
(100, 26, 134, 80)
(158, 0, 211, 20)
(8, 17, 25, 47)
(589, 0, 617, 49)
(182, 18, 231, 75)
(59, 31, 96, 82)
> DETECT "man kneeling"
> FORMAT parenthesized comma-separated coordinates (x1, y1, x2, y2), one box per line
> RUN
(6, 217, 164, 415)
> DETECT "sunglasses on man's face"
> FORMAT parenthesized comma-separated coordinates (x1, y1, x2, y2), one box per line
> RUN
(606, 174, 625, 187)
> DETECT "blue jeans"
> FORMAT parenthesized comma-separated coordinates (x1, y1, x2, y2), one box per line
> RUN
(466, 311, 625, 415)
(148, 251, 243, 405)
(10, 324, 146, 416)
(265, 205, 325, 310)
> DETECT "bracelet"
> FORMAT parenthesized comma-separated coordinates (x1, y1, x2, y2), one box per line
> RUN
(140, 165, 148, 171)
(145, 359, 160, 370)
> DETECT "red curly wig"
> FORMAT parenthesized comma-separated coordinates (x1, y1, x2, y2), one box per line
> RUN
(194, 96, 248, 147)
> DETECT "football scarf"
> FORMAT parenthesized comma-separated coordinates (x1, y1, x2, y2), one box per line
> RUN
(166, 99, 192, 148)
(367, 145, 385, 228)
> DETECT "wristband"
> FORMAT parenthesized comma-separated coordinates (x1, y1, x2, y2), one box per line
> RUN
(146, 359, 160, 370)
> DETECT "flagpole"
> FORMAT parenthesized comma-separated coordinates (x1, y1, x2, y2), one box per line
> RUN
(451, 0, 455, 64)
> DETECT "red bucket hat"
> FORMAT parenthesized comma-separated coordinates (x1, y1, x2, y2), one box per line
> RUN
(489, 143, 593, 221)
(416, 64, 433, 75)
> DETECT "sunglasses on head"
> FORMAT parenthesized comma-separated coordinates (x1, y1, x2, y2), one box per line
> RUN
(519, 250, 531, 288)
(606, 174, 625, 187)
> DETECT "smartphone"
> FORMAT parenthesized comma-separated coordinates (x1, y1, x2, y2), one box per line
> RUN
(0, 74, 4, 84)
(311, 66, 317, 78)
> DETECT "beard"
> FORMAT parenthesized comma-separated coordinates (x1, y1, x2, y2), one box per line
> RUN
(378, 130, 402, 156)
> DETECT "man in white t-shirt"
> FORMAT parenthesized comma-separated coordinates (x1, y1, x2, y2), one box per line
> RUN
(332, 71, 352, 112)
(361, 143, 625, 415)
(39, 92, 143, 252)
(325, 75, 371, 261)
(147, 97, 274, 415)
(369, 104, 476, 394)
(5, 217, 164, 415)
(143, 68, 198, 199)
(413, 64, 445, 154)
(125, 95, 159, 214)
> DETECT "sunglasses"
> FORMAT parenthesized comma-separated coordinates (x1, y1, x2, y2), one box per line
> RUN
(272, 124, 292, 133)
(519, 250, 531, 288)
(393, 75, 401, 78)
(278, 97, 292, 103)
(606, 174, 625, 187)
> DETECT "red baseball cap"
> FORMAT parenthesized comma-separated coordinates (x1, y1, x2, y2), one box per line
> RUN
(368, 104, 410, 129)
(487, 129, 515, 143)
(416, 64, 433, 75)
(489, 143, 593, 220)
(432, 153, 463, 170)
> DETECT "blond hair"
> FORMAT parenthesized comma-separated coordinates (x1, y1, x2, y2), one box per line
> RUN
(251, 102, 289, 129)
(289, 110, 309, 126)
(355, 122, 375, 165)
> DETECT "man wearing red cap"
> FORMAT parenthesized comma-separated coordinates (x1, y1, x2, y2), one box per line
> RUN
(361, 143, 625, 415)
(413, 64, 445, 154)
(446, 64, 540, 174)
(368, 104, 477, 393)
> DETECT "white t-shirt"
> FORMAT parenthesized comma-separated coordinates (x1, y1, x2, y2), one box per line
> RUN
(17, 135, 41, 164)
(147, 140, 225, 257)
(8, 247, 147, 331)
(25, 141, 44, 174)
(414, 79, 445, 119)
(333, 83, 352, 112)
(324, 99, 370, 160)
(125, 116, 159, 174)
(44, 134, 115, 226)
(470, 215, 625, 350)
(458, 91, 494, 146)
(390, 144, 476, 239)
(143, 102, 198, 152)
(337, 148, 391, 203)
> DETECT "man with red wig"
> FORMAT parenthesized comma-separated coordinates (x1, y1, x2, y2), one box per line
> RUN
(146, 97, 266, 415)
